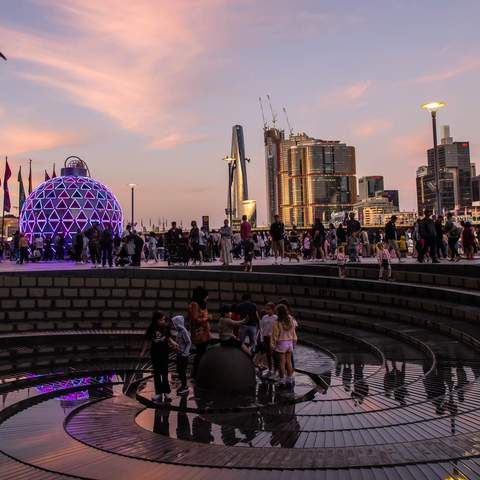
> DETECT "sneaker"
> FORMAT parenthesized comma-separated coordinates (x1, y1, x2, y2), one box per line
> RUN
(152, 393, 162, 402)
(177, 386, 189, 396)
(163, 394, 172, 403)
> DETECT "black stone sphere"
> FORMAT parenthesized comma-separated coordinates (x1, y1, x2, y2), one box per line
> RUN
(196, 345, 256, 393)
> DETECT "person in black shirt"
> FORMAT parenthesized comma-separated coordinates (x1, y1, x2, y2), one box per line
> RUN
(235, 293, 260, 353)
(270, 214, 285, 264)
(141, 311, 178, 402)
(100, 223, 114, 267)
(418, 210, 439, 263)
(346, 212, 361, 237)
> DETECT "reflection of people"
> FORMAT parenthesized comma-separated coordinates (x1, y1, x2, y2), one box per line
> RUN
(269, 389, 300, 448)
(140, 311, 178, 403)
(153, 408, 170, 436)
(176, 396, 191, 441)
(351, 361, 369, 405)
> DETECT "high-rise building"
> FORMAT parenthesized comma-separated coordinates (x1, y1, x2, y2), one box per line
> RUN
(265, 131, 357, 227)
(472, 175, 480, 204)
(228, 125, 257, 223)
(383, 189, 400, 209)
(358, 176, 384, 201)
(416, 125, 473, 213)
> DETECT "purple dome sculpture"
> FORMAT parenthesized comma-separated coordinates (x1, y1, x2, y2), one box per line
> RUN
(20, 156, 123, 243)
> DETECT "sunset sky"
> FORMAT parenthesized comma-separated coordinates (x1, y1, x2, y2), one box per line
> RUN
(1, 0, 480, 226)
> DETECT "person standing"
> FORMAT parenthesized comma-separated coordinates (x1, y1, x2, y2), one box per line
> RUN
(235, 293, 260, 354)
(445, 212, 461, 262)
(171, 315, 192, 395)
(73, 229, 83, 263)
(385, 215, 401, 261)
(189, 221, 201, 265)
(140, 311, 178, 403)
(17, 234, 29, 264)
(100, 223, 114, 267)
(219, 219, 233, 266)
(270, 214, 285, 264)
(55, 233, 65, 260)
(260, 302, 277, 376)
(336, 223, 347, 249)
(376, 242, 392, 281)
(346, 212, 361, 238)
(188, 287, 211, 379)
(311, 219, 326, 261)
(434, 215, 447, 259)
(86, 223, 101, 267)
(462, 221, 476, 260)
(240, 214, 252, 263)
(271, 304, 297, 385)
(418, 210, 439, 263)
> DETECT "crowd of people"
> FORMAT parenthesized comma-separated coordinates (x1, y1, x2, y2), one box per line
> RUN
(2, 210, 479, 271)
(140, 286, 298, 402)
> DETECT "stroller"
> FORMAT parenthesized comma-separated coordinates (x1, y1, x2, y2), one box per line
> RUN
(167, 237, 189, 266)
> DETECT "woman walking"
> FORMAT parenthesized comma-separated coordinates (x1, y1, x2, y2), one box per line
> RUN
(219, 219, 233, 266)
(271, 304, 297, 386)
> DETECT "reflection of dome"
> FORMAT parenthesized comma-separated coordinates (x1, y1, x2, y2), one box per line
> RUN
(196, 345, 256, 393)
(20, 160, 123, 243)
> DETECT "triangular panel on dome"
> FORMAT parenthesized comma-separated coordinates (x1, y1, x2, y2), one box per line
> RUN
(90, 211, 100, 221)
(70, 199, 81, 209)
(85, 190, 95, 199)
(49, 210, 60, 221)
(76, 210, 88, 221)
(43, 199, 54, 210)
(33, 200, 43, 209)
(91, 183, 100, 190)
(71, 190, 83, 198)
(55, 181, 66, 190)
(83, 199, 94, 209)
(63, 210, 73, 221)
(35, 190, 46, 199)
(80, 183, 91, 190)
(97, 191, 106, 200)
(56, 199, 68, 209)
(58, 189, 70, 199)
(37, 210, 46, 221)
(45, 182, 55, 190)
(96, 200, 106, 209)
(46, 190, 56, 198)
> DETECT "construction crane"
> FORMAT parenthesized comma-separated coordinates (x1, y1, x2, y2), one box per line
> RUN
(283, 107, 294, 136)
(266, 94, 277, 128)
(259, 97, 267, 129)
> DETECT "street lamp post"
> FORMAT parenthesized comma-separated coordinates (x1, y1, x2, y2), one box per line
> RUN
(128, 183, 136, 229)
(421, 101, 446, 215)
(223, 156, 235, 226)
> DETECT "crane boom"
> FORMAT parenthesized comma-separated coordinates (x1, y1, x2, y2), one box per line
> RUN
(259, 97, 267, 129)
(266, 94, 277, 128)
(283, 107, 294, 136)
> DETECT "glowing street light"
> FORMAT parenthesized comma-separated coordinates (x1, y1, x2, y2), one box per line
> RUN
(421, 101, 446, 214)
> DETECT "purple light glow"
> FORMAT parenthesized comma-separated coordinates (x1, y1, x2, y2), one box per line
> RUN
(20, 176, 123, 242)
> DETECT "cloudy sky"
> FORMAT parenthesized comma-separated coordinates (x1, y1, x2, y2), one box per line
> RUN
(1, 0, 480, 226)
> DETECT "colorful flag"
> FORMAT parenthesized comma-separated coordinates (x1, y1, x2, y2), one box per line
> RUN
(52, 163, 57, 178)
(28, 159, 33, 194)
(18, 166, 26, 213)
(3, 157, 11, 213)
(45, 170, 51, 181)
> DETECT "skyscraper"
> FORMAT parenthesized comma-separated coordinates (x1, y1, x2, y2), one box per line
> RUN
(228, 125, 257, 225)
(265, 130, 357, 227)
(358, 176, 384, 201)
(416, 125, 473, 213)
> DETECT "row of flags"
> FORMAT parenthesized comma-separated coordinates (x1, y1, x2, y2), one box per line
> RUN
(1, 158, 58, 215)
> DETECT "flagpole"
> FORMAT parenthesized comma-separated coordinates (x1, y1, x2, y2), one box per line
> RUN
(1, 157, 6, 241)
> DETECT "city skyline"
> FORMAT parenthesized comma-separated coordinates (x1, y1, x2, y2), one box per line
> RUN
(1, 1, 480, 226)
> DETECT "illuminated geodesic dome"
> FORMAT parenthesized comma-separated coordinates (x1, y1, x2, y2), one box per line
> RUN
(20, 156, 123, 243)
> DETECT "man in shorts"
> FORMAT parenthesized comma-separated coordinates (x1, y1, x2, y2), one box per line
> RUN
(385, 215, 401, 261)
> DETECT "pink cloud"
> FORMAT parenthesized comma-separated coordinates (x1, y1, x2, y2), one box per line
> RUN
(352, 118, 392, 138)
(0, 125, 81, 155)
(399, 57, 480, 85)
(0, 0, 224, 149)
(320, 80, 373, 106)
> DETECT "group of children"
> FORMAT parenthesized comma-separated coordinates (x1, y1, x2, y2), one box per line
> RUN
(140, 298, 298, 403)
(336, 242, 393, 281)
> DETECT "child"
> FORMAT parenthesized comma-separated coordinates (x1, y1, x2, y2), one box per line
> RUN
(398, 232, 408, 259)
(218, 305, 249, 354)
(140, 311, 178, 403)
(171, 315, 192, 395)
(260, 302, 277, 375)
(303, 233, 311, 259)
(243, 239, 254, 272)
(336, 246, 347, 278)
(271, 304, 297, 385)
(377, 242, 392, 281)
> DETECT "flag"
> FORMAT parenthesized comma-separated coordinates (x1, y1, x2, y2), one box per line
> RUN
(3, 157, 11, 213)
(18, 166, 26, 213)
(45, 170, 51, 181)
(28, 159, 32, 194)
(52, 163, 57, 178)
